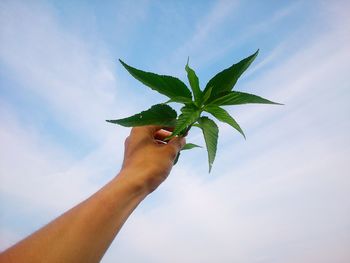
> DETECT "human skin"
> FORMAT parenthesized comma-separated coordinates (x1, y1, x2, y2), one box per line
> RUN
(0, 126, 185, 263)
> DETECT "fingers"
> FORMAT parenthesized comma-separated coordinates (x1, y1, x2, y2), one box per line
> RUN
(154, 129, 172, 141)
(145, 125, 174, 135)
(131, 126, 174, 139)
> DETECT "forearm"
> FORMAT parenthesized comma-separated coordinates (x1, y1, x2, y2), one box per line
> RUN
(0, 169, 149, 263)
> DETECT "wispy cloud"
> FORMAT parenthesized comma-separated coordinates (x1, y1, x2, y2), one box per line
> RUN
(160, 0, 299, 75)
(0, 1, 121, 142)
(104, 1, 350, 262)
(0, 0, 129, 248)
(1, 1, 350, 262)
(156, 0, 239, 72)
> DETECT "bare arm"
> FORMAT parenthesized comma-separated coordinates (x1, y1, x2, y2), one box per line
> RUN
(0, 126, 185, 263)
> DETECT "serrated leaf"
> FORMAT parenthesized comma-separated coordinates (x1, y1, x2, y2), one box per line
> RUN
(182, 143, 202, 150)
(185, 58, 202, 104)
(163, 96, 193, 104)
(106, 104, 177, 127)
(201, 85, 213, 105)
(197, 116, 219, 173)
(119, 59, 192, 102)
(204, 105, 245, 139)
(171, 105, 200, 137)
(209, 91, 282, 106)
(203, 50, 259, 102)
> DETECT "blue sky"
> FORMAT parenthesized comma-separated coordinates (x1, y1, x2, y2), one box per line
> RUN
(1, 0, 350, 262)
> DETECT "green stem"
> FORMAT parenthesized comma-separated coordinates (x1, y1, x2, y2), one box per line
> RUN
(165, 109, 203, 141)
(179, 124, 192, 137)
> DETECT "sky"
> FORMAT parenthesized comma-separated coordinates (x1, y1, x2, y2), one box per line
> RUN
(0, 0, 350, 262)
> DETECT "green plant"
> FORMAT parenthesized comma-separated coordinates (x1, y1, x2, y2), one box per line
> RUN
(107, 50, 281, 172)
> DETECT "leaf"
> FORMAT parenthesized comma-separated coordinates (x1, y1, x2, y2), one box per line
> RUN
(182, 143, 202, 150)
(119, 59, 192, 102)
(173, 152, 180, 165)
(209, 91, 282, 106)
(201, 86, 213, 105)
(163, 96, 193, 104)
(106, 104, 177, 127)
(173, 143, 202, 165)
(204, 105, 245, 139)
(197, 116, 219, 173)
(185, 58, 202, 104)
(203, 50, 259, 102)
(171, 105, 200, 137)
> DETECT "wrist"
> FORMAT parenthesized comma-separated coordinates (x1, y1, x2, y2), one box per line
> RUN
(116, 168, 153, 198)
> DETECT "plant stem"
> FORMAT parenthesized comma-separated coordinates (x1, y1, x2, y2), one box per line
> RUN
(180, 124, 193, 137)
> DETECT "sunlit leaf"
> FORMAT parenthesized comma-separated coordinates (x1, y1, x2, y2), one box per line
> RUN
(203, 50, 259, 102)
(185, 58, 202, 104)
(171, 105, 200, 137)
(106, 104, 177, 127)
(209, 91, 282, 106)
(201, 85, 213, 105)
(119, 59, 192, 102)
(182, 143, 202, 150)
(204, 105, 245, 138)
(197, 116, 219, 173)
(173, 143, 202, 165)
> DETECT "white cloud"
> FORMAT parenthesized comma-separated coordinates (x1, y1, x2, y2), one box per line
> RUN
(159, 1, 299, 75)
(155, 0, 239, 73)
(1, 1, 350, 262)
(0, 0, 122, 142)
(0, 100, 128, 247)
(0, 0, 130, 248)
(102, 2, 350, 262)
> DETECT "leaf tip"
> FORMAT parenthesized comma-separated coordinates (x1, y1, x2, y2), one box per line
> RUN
(118, 59, 129, 69)
(270, 101, 284, 106)
(252, 49, 259, 58)
(208, 163, 213, 173)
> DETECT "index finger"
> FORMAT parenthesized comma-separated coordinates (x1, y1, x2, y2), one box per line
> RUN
(131, 125, 174, 139)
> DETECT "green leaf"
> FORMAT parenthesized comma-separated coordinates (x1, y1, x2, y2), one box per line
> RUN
(119, 59, 192, 102)
(173, 143, 202, 165)
(171, 105, 201, 137)
(203, 50, 259, 102)
(197, 116, 219, 173)
(163, 96, 193, 104)
(182, 143, 202, 150)
(209, 91, 282, 106)
(201, 85, 213, 105)
(106, 104, 177, 127)
(185, 58, 202, 104)
(173, 152, 180, 165)
(204, 105, 245, 139)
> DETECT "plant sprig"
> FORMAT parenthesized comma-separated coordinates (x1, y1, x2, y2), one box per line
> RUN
(107, 50, 282, 172)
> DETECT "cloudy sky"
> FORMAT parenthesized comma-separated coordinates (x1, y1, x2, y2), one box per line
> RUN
(1, 0, 349, 262)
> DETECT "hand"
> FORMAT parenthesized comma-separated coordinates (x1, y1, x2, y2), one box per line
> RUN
(0, 125, 185, 263)
(120, 126, 186, 194)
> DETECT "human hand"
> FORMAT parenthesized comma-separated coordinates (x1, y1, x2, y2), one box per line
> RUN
(119, 126, 186, 195)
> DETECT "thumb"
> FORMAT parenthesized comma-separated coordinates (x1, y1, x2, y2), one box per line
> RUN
(168, 136, 186, 152)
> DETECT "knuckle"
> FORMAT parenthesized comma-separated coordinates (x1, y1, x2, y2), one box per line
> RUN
(130, 127, 140, 135)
